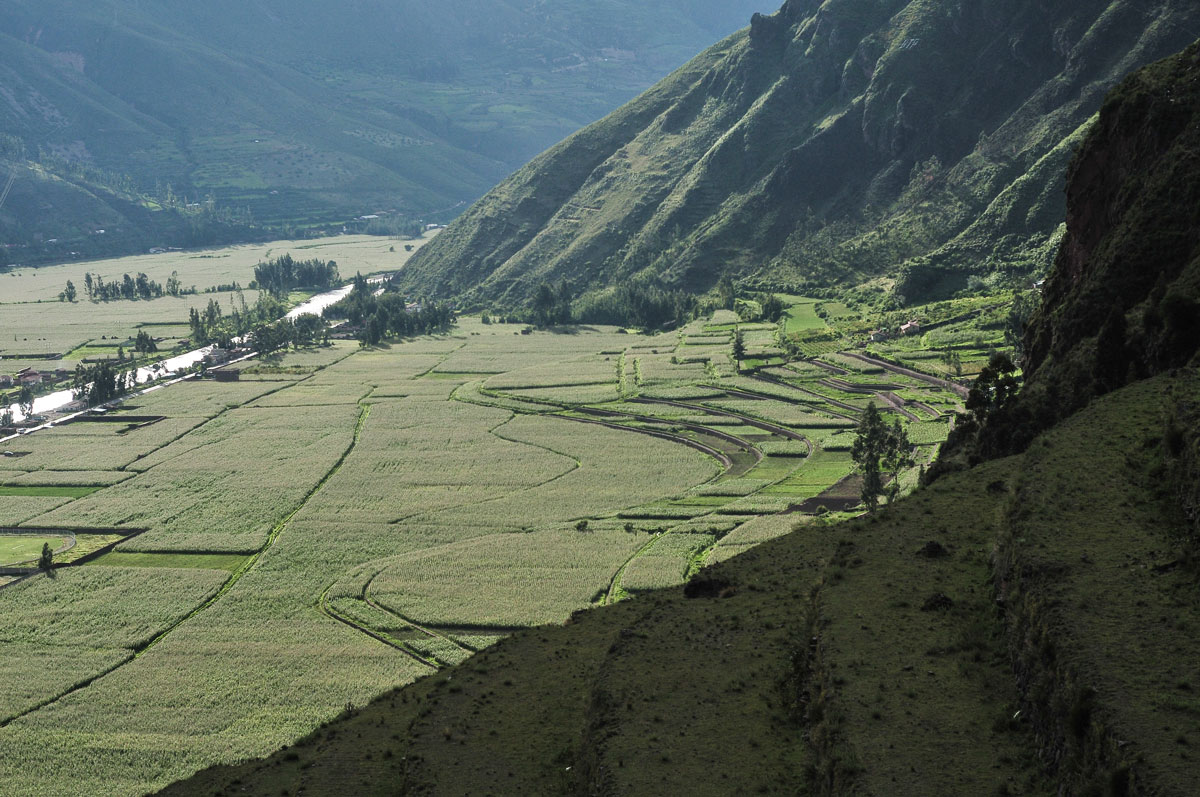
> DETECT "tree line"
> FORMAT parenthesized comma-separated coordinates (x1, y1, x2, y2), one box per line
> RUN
(251, 254, 340, 297)
(71, 271, 192, 302)
(509, 276, 786, 332)
(188, 291, 331, 354)
(189, 292, 288, 348)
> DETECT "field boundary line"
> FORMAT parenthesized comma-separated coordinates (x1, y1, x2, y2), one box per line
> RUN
(316, 581, 439, 669)
(0, 394, 372, 727)
(362, 588, 477, 656)
(387, 420, 583, 526)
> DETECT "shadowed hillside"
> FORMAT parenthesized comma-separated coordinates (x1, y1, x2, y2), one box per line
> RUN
(398, 0, 1200, 310)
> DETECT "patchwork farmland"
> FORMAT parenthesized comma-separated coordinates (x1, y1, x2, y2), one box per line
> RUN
(0, 292, 970, 795)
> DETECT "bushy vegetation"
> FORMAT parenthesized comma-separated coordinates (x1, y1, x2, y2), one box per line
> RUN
(323, 275, 455, 344)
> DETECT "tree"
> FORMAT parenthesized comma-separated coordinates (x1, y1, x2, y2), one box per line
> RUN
(39, 542, 53, 571)
(851, 403, 889, 512)
(1005, 290, 1039, 363)
(941, 348, 962, 377)
(717, 276, 736, 310)
(73, 361, 130, 407)
(17, 384, 33, 420)
(134, 331, 158, 354)
(760, 293, 786, 323)
(292, 314, 325, 347)
(965, 353, 1020, 425)
(0, 407, 13, 427)
(882, 418, 914, 505)
(64, 280, 77, 302)
(732, 329, 745, 370)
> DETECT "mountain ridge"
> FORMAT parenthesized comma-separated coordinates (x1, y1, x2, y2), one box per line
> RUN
(398, 0, 1200, 312)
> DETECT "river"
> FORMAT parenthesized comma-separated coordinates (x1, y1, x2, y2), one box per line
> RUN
(2, 278, 379, 440)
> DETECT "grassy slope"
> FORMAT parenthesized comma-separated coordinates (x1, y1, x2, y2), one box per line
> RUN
(398, 0, 1200, 308)
(161, 369, 1200, 795)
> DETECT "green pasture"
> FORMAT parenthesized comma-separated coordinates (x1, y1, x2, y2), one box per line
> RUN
(0, 535, 67, 566)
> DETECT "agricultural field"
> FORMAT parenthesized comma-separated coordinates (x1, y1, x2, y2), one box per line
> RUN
(0, 234, 430, 305)
(0, 234, 433, 399)
(0, 284, 980, 795)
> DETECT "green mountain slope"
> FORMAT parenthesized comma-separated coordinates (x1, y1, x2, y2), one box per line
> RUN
(399, 0, 1200, 309)
(0, 0, 768, 254)
(162, 36, 1200, 796)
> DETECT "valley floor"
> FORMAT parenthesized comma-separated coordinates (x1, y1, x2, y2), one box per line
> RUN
(0, 303, 964, 795)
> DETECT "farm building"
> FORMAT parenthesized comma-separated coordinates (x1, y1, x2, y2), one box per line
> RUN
(17, 368, 43, 385)
(900, 320, 921, 336)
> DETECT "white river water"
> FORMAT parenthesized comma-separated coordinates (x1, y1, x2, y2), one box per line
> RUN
(2, 277, 381, 441)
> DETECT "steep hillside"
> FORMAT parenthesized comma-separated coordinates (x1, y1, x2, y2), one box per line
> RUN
(943, 39, 1200, 465)
(0, 0, 767, 255)
(1021, 39, 1200, 424)
(399, 0, 1200, 309)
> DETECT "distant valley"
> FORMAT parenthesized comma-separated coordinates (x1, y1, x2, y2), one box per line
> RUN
(0, 0, 768, 263)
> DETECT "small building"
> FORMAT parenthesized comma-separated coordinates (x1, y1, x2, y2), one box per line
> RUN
(16, 368, 43, 386)
(868, 328, 889, 342)
(900, 320, 921, 336)
(204, 348, 232, 366)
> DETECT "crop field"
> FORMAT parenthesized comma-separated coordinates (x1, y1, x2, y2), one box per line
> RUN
(0, 534, 67, 565)
(0, 235, 434, 389)
(0, 234, 430, 305)
(366, 529, 643, 628)
(0, 279, 980, 795)
(706, 515, 801, 565)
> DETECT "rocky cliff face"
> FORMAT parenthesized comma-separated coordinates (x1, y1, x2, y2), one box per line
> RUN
(932, 38, 1200, 475)
(1018, 40, 1200, 427)
(399, 0, 1200, 310)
